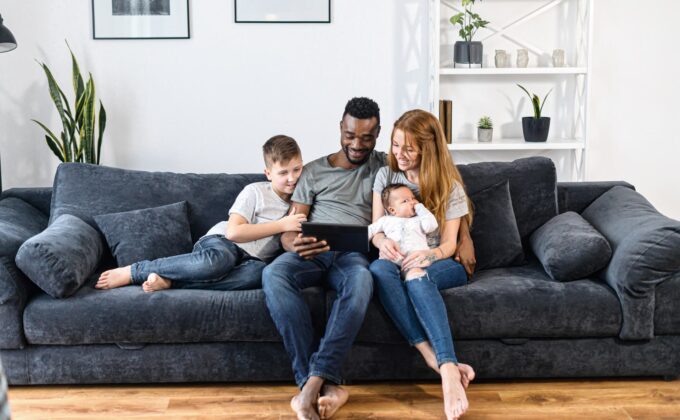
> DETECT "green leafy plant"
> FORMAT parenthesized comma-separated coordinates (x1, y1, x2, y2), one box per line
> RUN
(450, 0, 490, 42)
(478, 116, 493, 129)
(517, 84, 552, 119)
(32, 43, 106, 163)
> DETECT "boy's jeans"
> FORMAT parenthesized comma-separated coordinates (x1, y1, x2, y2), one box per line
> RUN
(130, 235, 265, 291)
(262, 251, 373, 388)
(369, 258, 467, 366)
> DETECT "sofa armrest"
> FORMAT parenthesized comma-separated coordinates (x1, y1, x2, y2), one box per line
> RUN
(0, 197, 49, 349)
(557, 181, 635, 214)
(582, 186, 680, 340)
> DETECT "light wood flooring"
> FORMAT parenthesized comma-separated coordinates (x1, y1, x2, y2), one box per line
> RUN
(7, 378, 680, 419)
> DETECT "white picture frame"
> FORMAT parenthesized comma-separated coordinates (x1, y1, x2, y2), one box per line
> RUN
(92, 0, 190, 39)
(234, 0, 331, 23)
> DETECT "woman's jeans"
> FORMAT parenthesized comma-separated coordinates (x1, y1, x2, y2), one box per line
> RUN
(130, 235, 265, 291)
(369, 258, 467, 366)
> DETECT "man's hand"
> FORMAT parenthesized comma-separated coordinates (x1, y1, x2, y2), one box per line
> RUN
(293, 233, 330, 260)
(454, 236, 476, 276)
(377, 237, 404, 263)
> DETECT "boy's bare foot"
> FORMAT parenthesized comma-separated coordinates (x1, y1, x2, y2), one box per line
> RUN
(291, 394, 320, 420)
(441, 362, 469, 420)
(95, 266, 132, 289)
(142, 273, 172, 293)
(317, 384, 349, 419)
(458, 363, 476, 389)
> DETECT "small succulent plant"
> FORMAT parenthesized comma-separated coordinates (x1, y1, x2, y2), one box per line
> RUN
(478, 116, 493, 129)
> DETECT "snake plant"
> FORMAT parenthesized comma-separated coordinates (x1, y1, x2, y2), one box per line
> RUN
(517, 84, 552, 119)
(32, 43, 106, 164)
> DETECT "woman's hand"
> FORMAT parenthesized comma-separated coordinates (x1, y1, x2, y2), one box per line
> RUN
(377, 237, 404, 263)
(401, 249, 437, 271)
(454, 236, 476, 276)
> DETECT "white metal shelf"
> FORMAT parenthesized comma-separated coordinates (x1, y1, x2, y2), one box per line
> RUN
(439, 67, 588, 76)
(448, 138, 585, 151)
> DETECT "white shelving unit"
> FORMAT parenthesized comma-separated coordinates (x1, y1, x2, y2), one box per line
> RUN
(429, 0, 594, 180)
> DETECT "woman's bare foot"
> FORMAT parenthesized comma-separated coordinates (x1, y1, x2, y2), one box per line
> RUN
(415, 342, 440, 374)
(440, 362, 469, 420)
(142, 273, 172, 293)
(95, 266, 132, 289)
(317, 384, 349, 419)
(291, 394, 320, 420)
(458, 363, 476, 389)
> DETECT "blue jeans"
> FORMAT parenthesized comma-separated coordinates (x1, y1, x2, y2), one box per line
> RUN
(130, 235, 265, 291)
(369, 258, 467, 366)
(262, 251, 373, 388)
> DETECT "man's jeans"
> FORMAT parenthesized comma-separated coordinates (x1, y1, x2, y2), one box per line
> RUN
(130, 235, 265, 291)
(369, 258, 467, 366)
(262, 251, 373, 388)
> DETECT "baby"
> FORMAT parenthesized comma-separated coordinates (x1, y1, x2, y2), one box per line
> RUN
(368, 183, 438, 280)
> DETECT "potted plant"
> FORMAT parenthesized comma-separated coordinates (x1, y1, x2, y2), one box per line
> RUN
(477, 116, 493, 142)
(450, 0, 489, 68)
(517, 84, 552, 142)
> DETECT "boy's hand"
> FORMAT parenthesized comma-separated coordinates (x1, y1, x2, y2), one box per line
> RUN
(279, 208, 307, 233)
(293, 233, 330, 259)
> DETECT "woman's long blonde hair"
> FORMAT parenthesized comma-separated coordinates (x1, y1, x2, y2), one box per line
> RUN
(388, 109, 473, 229)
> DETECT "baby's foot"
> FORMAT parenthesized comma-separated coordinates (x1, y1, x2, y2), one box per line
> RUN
(95, 266, 132, 289)
(142, 273, 172, 293)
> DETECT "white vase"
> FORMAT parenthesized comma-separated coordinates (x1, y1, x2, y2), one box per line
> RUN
(517, 49, 529, 68)
(552, 49, 565, 67)
(494, 50, 508, 68)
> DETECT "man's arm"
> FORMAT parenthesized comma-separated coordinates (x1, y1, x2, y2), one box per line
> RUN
(281, 202, 330, 258)
(454, 216, 476, 276)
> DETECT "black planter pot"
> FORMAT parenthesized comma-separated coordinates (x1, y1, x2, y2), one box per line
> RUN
(454, 41, 483, 68)
(522, 117, 551, 142)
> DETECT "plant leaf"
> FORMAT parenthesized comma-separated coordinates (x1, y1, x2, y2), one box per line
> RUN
(66, 40, 85, 104)
(82, 76, 96, 163)
(39, 62, 71, 139)
(96, 101, 106, 165)
(43, 135, 65, 162)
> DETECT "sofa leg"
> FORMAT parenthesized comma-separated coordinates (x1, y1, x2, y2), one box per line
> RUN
(662, 375, 679, 381)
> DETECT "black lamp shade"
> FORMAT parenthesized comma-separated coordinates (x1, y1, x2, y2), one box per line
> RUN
(0, 14, 17, 53)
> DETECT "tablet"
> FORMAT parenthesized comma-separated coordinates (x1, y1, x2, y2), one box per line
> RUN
(301, 222, 370, 253)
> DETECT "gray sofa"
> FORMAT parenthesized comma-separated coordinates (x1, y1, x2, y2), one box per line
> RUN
(1, 157, 679, 385)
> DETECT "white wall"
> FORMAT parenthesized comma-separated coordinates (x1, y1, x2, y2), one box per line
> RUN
(0, 0, 678, 219)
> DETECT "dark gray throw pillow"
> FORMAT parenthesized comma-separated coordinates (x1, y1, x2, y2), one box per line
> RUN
(469, 180, 524, 271)
(94, 201, 193, 267)
(15, 214, 103, 298)
(530, 211, 612, 282)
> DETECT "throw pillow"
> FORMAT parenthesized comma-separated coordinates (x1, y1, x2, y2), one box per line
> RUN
(530, 211, 612, 281)
(94, 201, 193, 267)
(469, 180, 524, 270)
(15, 214, 104, 298)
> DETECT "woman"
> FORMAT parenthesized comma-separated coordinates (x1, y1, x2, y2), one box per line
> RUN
(369, 109, 474, 420)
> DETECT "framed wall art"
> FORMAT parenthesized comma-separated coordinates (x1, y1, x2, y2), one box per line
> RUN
(92, 0, 190, 39)
(234, 0, 331, 23)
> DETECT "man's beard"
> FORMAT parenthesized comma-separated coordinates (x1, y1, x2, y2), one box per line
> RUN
(343, 146, 371, 165)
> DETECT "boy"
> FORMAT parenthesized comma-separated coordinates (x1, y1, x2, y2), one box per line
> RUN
(95, 135, 306, 292)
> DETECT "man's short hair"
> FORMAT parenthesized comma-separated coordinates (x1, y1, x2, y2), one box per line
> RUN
(343, 97, 380, 125)
(381, 183, 409, 209)
(262, 135, 301, 168)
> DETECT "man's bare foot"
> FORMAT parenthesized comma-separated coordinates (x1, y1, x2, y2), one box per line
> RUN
(440, 362, 469, 420)
(291, 394, 320, 420)
(95, 266, 132, 289)
(458, 363, 476, 389)
(142, 273, 172, 293)
(317, 384, 349, 419)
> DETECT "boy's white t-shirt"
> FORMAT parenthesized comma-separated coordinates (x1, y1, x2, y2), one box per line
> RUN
(203, 182, 290, 262)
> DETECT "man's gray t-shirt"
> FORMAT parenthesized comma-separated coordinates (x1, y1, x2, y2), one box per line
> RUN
(292, 151, 387, 226)
(204, 182, 290, 262)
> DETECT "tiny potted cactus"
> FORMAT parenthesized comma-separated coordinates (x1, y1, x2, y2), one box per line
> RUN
(477, 116, 493, 142)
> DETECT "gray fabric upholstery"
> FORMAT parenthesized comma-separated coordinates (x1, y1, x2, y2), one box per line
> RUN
(50, 163, 265, 242)
(530, 211, 612, 282)
(582, 186, 680, 340)
(0, 198, 49, 257)
(94, 202, 193, 267)
(16, 215, 104, 299)
(23, 278, 325, 345)
(557, 182, 634, 214)
(0, 188, 52, 217)
(655, 275, 680, 335)
(469, 180, 524, 270)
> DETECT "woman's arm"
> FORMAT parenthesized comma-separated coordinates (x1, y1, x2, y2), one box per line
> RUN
(225, 210, 306, 243)
(401, 218, 461, 271)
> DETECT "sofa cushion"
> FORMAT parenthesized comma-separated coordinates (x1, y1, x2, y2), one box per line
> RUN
(530, 211, 612, 282)
(0, 198, 49, 257)
(95, 202, 193, 267)
(15, 215, 103, 299)
(469, 180, 524, 270)
(22, 277, 326, 345)
(354, 261, 623, 343)
(50, 163, 265, 242)
(458, 157, 558, 245)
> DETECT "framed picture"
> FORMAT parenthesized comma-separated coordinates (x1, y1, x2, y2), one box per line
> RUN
(235, 0, 331, 23)
(92, 0, 190, 39)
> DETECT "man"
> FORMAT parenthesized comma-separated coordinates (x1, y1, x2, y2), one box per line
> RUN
(262, 97, 384, 420)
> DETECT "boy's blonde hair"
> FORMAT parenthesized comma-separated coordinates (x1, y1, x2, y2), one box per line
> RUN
(262, 135, 301, 168)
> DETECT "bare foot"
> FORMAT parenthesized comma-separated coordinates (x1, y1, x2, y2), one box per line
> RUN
(95, 266, 132, 289)
(142, 273, 172, 293)
(291, 394, 320, 420)
(318, 384, 349, 419)
(440, 363, 469, 420)
(415, 342, 440, 374)
(458, 363, 476, 389)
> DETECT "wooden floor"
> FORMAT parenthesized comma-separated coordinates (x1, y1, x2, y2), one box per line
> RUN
(7, 378, 680, 419)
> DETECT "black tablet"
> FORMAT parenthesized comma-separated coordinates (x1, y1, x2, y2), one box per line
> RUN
(301, 222, 370, 253)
